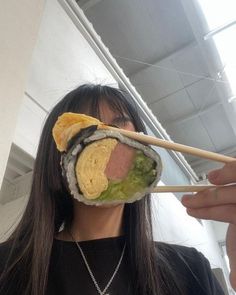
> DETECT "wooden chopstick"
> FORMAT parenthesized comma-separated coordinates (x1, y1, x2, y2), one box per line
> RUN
(103, 126, 235, 163)
(151, 185, 221, 193)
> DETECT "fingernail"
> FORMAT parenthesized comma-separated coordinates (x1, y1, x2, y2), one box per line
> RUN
(186, 208, 194, 214)
(181, 195, 191, 203)
(208, 170, 219, 180)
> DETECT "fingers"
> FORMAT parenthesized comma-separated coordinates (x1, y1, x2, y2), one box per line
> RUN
(208, 160, 236, 185)
(181, 185, 236, 208)
(185, 205, 236, 224)
(182, 160, 236, 292)
(182, 186, 236, 223)
(227, 224, 236, 290)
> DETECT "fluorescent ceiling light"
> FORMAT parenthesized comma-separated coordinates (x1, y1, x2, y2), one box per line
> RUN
(197, 0, 236, 98)
(197, 0, 236, 31)
(213, 24, 236, 96)
(228, 96, 236, 103)
(203, 20, 236, 40)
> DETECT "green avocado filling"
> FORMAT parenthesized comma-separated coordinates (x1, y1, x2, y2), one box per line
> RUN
(93, 150, 157, 201)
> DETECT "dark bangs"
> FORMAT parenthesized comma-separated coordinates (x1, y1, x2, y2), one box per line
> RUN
(56, 84, 147, 134)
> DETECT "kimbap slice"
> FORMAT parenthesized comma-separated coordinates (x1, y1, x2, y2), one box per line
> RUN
(52, 113, 162, 206)
(61, 128, 162, 206)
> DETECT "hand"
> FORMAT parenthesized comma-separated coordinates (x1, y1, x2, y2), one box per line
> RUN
(181, 161, 236, 290)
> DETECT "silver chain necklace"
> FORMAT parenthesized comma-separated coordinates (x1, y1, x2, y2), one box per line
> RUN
(69, 231, 126, 295)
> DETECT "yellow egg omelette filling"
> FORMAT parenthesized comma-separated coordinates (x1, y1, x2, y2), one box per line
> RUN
(75, 138, 118, 199)
(52, 113, 104, 152)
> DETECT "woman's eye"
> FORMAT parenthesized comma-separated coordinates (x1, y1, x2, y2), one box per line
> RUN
(112, 117, 131, 128)
(117, 121, 128, 128)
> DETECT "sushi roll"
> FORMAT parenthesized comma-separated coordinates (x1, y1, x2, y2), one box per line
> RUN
(53, 113, 162, 206)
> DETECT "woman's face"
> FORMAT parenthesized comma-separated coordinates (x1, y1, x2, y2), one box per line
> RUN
(98, 100, 136, 181)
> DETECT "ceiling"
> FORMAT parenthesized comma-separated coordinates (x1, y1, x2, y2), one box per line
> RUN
(78, 0, 236, 176)
(0, 144, 34, 204)
(3, 144, 34, 184)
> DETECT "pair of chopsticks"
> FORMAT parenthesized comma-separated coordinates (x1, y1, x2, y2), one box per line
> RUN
(101, 125, 236, 193)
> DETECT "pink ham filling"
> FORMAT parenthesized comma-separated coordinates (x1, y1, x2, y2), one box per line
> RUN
(104, 142, 136, 181)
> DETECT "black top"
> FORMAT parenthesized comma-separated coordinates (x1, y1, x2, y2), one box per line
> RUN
(0, 236, 225, 295)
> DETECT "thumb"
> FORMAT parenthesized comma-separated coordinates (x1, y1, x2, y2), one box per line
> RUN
(208, 161, 236, 185)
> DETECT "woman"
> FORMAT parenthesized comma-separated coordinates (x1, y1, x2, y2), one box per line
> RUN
(0, 84, 234, 295)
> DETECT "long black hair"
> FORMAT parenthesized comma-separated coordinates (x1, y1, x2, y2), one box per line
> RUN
(0, 84, 185, 295)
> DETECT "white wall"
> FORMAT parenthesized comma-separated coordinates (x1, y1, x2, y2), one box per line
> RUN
(13, 0, 117, 158)
(212, 221, 229, 242)
(0, 196, 28, 242)
(0, 172, 32, 205)
(0, 0, 45, 187)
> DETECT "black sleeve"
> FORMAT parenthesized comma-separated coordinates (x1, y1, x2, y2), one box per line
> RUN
(195, 250, 225, 294)
(171, 244, 226, 294)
